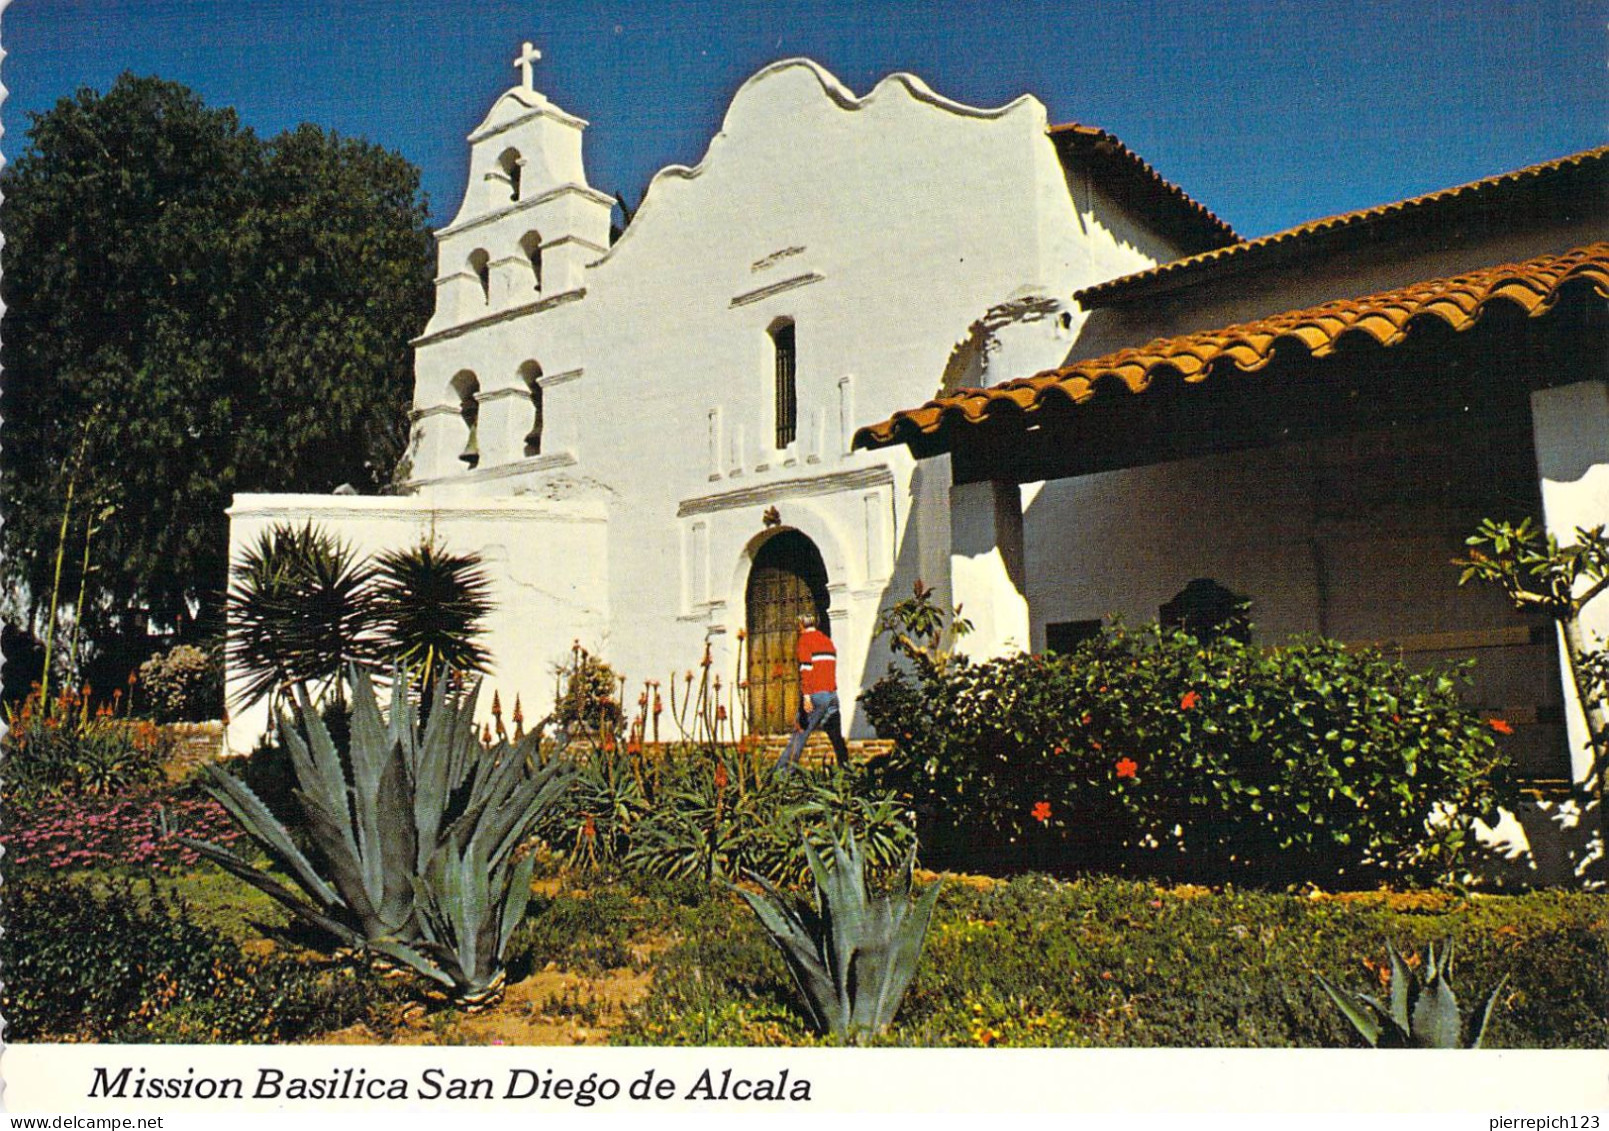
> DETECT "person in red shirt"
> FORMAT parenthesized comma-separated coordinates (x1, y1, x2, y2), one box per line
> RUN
(777, 611, 849, 772)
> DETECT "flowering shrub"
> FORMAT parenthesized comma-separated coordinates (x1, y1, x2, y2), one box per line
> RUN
(2, 684, 171, 804)
(554, 646, 623, 734)
(136, 642, 223, 722)
(860, 623, 1513, 886)
(4, 789, 246, 872)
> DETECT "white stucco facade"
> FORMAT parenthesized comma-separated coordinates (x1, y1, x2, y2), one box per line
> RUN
(226, 58, 1193, 750)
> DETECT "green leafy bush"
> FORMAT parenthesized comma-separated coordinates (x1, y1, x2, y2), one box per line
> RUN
(554, 647, 623, 735)
(860, 623, 1512, 886)
(0, 874, 398, 1042)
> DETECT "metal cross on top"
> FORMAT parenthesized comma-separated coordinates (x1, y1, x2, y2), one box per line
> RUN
(513, 41, 543, 90)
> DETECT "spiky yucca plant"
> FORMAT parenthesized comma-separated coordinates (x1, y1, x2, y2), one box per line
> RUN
(371, 540, 494, 695)
(733, 833, 941, 1039)
(226, 523, 381, 709)
(1318, 941, 1507, 1048)
(185, 667, 571, 1005)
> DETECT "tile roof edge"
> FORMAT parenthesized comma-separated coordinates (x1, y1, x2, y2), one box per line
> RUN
(1048, 121, 1240, 252)
(855, 241, 1609, 453)
(1074, 146, 1609, 309)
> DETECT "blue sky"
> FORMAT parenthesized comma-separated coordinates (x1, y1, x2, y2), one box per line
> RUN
(3, 1, 1604, 236)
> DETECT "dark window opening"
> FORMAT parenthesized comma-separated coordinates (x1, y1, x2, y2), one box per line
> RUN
(1046, 619, 1104, 654)
(522, 363, 544, 457)
(1160, 578, 1251, 644)
(521, 231, 543, 291)
(773, 321, 797, 449)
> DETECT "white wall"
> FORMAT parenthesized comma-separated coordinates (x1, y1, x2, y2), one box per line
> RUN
(224, 493, 608, 753)
(1020, 417, 1567, 778)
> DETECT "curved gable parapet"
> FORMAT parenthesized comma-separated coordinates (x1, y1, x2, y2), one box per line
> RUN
(732, 57, 1038, 122)
(600, 58, 1047, 262)
(468, 87, 589, 143)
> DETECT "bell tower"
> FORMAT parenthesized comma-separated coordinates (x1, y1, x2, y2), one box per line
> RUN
(425, 41, 614, 328)
(410, 43, 615, 481)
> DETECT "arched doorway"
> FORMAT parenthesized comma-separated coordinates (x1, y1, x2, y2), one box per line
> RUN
(745, 530, 830, 734)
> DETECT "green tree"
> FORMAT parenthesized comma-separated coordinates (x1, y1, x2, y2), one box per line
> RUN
(0, 74, 432, 661)
(1457, 517, 1609, 847)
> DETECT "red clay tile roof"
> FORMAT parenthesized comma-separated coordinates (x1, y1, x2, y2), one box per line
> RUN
(855, 242, 1609, 452)
(1074, 147, 1609, 308)
(1050, 123, 1239, 254)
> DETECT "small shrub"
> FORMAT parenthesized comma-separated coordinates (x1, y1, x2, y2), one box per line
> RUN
(1318, 941, 1506, 1048)
(861, 622, 1512, 886)
(734, 835, 941, 1040)
(136, 643, 224, 722)
(555, 648, 623, 735)
(0, 874, 398, 1042)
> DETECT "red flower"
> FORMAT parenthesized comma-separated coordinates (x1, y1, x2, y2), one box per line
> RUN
(714, 763, 729, 791)
(1115, 757, 1139, 779)
(1487, 718, 1514, 735)
(581, 814, 597, 840)
(1031, 800, 1052, 824)
(1180, 690, 1201, 710)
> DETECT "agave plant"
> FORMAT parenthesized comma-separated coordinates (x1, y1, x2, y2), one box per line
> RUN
(185, 666, 571, 1004)
(1317, 941, 1507, 1048)
(733, 832, 941, 1040)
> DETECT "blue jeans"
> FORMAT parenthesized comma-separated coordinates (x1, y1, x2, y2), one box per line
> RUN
(777, 691, 849, 771)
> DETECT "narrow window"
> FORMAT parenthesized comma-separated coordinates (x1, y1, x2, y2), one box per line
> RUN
(468, 249, 490, 304)
(521, 361, 544, 456)
(772, 320, 796, 449)
(450, 371, 480, 468)
(520, 231, 543, 292)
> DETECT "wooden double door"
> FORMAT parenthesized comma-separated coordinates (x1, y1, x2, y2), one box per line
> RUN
(745, 530, 831, 734)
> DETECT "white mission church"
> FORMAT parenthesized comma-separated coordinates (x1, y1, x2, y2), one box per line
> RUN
(228, 46, 1608, 880)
